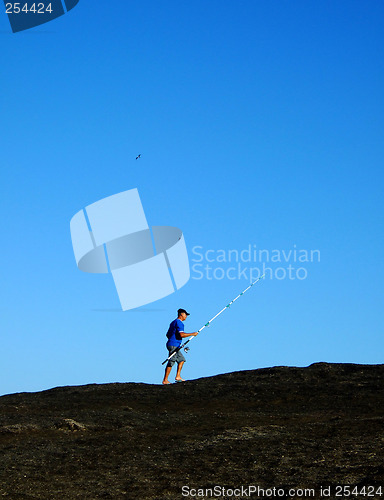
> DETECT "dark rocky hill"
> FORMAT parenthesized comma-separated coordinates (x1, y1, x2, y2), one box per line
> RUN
(0, 363, 383, 499)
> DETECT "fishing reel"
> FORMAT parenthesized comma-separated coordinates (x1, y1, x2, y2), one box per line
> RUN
(184, 347, 190, 353)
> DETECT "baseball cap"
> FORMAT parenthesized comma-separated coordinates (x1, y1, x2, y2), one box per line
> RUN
(178, 308, 190, 316)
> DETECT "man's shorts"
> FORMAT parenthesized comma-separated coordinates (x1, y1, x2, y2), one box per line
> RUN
(166, 344, 186, 367)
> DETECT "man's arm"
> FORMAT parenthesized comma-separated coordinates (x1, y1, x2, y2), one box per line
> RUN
(179, 331, 198, 338)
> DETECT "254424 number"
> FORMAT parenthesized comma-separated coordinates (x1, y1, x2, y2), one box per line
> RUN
(335, 485, 383, 497)
(5, 3, 53, 14)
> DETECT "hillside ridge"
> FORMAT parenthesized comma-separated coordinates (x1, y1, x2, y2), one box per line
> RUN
(0, 362, 383, 499)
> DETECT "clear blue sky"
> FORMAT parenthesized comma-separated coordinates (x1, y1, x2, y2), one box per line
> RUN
(1, 0, 383, 396)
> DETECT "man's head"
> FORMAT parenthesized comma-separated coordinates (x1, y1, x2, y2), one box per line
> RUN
(177, 308, 190, 321)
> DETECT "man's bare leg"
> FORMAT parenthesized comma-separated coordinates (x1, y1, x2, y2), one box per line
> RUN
(175, 361, 185, 381)
(162, 365, 172, 384)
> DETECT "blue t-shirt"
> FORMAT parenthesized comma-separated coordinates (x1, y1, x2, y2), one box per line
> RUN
(166, 319, 185, 347)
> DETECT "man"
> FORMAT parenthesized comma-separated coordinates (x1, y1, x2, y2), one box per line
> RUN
(162, 308, 198, 384)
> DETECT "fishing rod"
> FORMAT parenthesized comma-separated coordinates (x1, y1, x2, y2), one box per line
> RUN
(161, 274, 265, 365)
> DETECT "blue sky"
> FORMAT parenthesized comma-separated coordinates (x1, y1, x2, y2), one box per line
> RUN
(1, 0, 383, 396)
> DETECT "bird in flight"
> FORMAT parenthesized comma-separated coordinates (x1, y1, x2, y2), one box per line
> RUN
(136, 154, 141, 160)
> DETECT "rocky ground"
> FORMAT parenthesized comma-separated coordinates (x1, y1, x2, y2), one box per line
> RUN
(0, 362, 383, 499)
